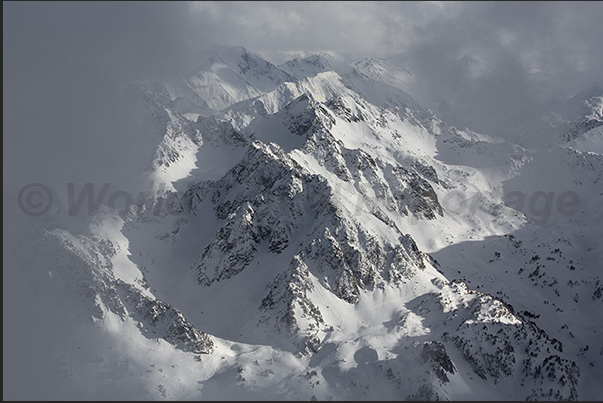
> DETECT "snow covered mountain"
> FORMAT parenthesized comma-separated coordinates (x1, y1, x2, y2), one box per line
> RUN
(353, 53, 603, 150)
(13, 46, 603, 400)
(279, 53, 352, 80)
(138, 46, 296, 113)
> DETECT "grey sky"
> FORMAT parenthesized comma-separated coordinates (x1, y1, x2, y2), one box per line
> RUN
(189, 1, 603, 73)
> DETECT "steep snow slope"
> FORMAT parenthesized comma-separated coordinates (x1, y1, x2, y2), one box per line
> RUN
(565, 125, 603, 154)
(355, 54, 603, 150)
(279, 53, 352, 80)
(139, 46, 296, 113)
(433, 144, 603, 399)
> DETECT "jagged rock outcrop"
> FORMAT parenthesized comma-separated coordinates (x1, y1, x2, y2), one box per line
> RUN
(39, 222, 214, 355)
(419, 341, 456, 383)
(116, 283, 214, 354)
(259, 254, 325, 354)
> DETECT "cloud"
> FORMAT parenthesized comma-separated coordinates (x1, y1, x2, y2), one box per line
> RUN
(186, 1, 444, 63)
(397, 2, 603, 138)
(179, 1, 602, 75)
(405, 2, 603, 75)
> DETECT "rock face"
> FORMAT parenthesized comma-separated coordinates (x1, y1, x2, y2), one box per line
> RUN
(116, 282, 214, 354)
(419, 341, 456, 383)
(191, 93, 441, 303)
(40, 224, 214, 355)
(259, 254, 325, 354)
(191, 134, 433, 310)
(193, 141, 306, 286)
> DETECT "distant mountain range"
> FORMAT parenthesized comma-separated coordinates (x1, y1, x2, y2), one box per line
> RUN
(9, 46, 603, 400)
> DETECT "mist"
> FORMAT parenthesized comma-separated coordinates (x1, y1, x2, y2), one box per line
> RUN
(5, 2, 602, 193)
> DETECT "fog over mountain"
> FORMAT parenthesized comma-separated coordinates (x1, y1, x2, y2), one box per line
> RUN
(5, 2, 603, 187)
(4, 2, 603, 400)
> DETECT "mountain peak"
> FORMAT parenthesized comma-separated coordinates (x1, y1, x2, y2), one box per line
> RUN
(218, 45, 255, 63)
(279, 52, 351, 79)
